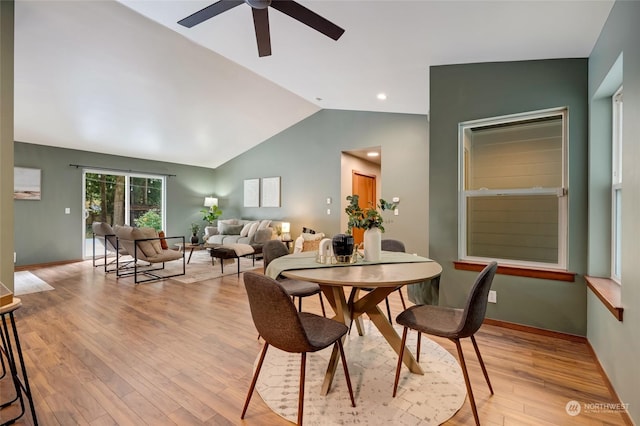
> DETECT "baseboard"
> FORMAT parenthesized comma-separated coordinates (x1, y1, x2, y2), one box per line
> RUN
(485, 318, 635, 425)
(14, 259, 83, 272)
(585, 341, 636, 426)
(483, 318, 587, 343)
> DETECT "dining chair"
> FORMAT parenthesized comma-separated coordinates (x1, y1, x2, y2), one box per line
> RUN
(349, 239, 407, 324)
(392, 261, 498, 426)
(241, 272, 356, 425)
(263, 240, 326, 317)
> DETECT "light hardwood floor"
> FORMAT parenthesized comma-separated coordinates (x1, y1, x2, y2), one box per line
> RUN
(1, 260, 630, 425)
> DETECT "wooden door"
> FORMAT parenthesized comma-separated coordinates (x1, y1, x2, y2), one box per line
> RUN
(351, 171, 376, 245)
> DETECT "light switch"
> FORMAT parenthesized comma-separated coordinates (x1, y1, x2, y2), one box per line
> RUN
(392, 197, 400, 203)
(65, 208, 71, 214)
(326, 197, 332, 204)
(394, 208, 399, 216)
(327, 208, 331, 215)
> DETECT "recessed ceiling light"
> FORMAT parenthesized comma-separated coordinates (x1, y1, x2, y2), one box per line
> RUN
(377, 93, 387, 100)
(367, 151, 380, 157)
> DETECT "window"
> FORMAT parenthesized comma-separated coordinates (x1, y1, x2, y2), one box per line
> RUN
(459, 108, 568, 270)
(611, 86, 623, 282)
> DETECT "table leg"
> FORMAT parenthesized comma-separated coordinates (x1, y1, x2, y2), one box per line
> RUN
(319, 286, 351, 396)
(187, 247, 195, 264)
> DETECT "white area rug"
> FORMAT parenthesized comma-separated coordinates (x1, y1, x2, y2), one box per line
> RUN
(14, 271, 55, 295)
(255, 320, 465, 425)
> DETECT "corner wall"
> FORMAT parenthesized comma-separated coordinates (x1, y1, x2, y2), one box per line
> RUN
(429, 59, 589, 335)
(588, 1, 640, 422)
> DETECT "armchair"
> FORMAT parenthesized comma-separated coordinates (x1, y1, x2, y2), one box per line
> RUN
(114, 225, 185, 284)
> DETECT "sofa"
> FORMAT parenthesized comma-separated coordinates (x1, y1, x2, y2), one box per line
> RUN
(203, 219, 277, 246)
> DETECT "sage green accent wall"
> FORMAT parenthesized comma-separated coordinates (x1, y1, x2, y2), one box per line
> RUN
(0, 0, 15, 290)
(429, 59, 588, 335)
(213, 109, 430, 255)
(14, 142, 215, 266)
(588, 1, 639, 422)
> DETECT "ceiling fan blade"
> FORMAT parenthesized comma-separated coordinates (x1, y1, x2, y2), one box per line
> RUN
(178, 0, 244, 28)
(252, 8, 272, 57)
(270, 0, 345, 41)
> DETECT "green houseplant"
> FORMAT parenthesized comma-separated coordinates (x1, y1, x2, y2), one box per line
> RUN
(200, 205, 222, 224)
(345, 195, 398, 261)
(345, 195, 397, 234)
(189, 223, 200, 244)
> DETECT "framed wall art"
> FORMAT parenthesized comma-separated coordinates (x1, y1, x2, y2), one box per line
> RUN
(261, 176, 281, 207)
(244, 178, 260, 207)
(14, 167, 41, 200)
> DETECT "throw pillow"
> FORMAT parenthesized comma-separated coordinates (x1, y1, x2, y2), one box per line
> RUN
(158, 230, 168, 250)
(302, 227, 316, 234)
(240, 221, 255, 237)
(134, 227, 161, 257)
(258, 219, 272, 230)
(247, 221, 260, 240)
(302, 240, 322, 252)
(301, 232, 324, 241)
(219, 222, 243, 235)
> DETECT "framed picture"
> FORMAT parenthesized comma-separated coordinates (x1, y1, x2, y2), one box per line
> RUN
(244, 178, 260, 207)
(261, 176, 281, 207)
(14, 167, 41, 200)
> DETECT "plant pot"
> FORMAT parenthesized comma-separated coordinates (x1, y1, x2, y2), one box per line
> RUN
(364, 227, 382, 261)
(190, 234, 199, 244)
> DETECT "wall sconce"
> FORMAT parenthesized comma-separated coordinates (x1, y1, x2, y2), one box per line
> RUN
(281, 222, 291, 241)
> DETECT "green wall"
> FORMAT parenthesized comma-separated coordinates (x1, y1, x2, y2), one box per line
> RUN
(14, 142, 215, 266)
(213, 109, 430, 255)
(587, 1, 639, 422)
(429, 59, 589, 335)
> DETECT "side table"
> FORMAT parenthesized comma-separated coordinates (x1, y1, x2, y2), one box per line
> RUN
(1, 297, 38, 425)
(174, 242, 205, 264)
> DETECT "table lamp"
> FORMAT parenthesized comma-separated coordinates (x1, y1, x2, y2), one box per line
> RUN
(281, 222, 291, 241)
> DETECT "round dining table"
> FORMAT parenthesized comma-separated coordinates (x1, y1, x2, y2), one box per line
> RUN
(280, 255, 442, 395)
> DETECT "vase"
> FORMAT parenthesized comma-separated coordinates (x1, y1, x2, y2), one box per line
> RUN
(332, 234, 354, 262)
(190, 234, 199, 244)
(364, 227, 382, 261)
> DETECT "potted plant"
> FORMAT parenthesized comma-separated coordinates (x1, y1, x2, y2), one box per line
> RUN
(200, 204, 223, 225)
(189, 223, 200, 244)
(345, 194, 398, 261)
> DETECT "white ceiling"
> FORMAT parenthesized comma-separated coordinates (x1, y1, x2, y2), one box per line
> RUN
(14, 0, 614, 169)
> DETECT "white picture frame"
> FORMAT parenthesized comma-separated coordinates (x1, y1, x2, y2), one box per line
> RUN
(261, 176, 281, 207)
(244, 178, 260, 207)
(14, 167, 41, 200)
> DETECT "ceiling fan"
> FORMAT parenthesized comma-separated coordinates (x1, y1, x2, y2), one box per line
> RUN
(178, 0, 345, 57)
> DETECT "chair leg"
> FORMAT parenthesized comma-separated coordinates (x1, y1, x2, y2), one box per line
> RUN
(336, 340, 356, 407)
(299, 353, 306, 426)
(416, 332, 422, 363)
(298, 296, 302, 312)
(241, 343, 269, 419)
(392, 326, 409, 397)
(318, 293, 326, 317)
(471, 335, 493, 394)
(397, 287, 407, 309)
(453, 338, 481, 426)
(384, 298, 392, 323)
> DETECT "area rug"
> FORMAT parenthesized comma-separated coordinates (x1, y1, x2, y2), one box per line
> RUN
(14, 271, 55, 295)
(170, 250, 264, 284)
(255, 320, 465, 425)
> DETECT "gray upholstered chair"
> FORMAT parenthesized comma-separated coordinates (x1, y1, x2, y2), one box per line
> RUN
(263, 240, 326, 316)
(241, 272, 355, 425)
(392, 261, 498, 426)
(349, 239, 407, 323)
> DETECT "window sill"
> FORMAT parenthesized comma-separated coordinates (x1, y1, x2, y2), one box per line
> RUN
(453, 260, 576, 282)
(585, 276, 623, 321)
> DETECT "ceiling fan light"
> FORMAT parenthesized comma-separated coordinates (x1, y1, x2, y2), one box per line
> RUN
(245, 0, 271, 9)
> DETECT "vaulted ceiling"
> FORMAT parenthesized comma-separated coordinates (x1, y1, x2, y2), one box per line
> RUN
(14, 0, 614, 168)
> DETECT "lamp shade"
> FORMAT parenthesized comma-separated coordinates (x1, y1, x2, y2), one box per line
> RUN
(281, 222, 290, 233)
(204, 197, 218, 208)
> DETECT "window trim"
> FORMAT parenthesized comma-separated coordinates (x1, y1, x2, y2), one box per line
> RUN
(457, 107, 569, 270)
(610, 86, 623, 283)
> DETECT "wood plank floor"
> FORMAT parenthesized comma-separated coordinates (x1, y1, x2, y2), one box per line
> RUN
(0, 260, 629, 425)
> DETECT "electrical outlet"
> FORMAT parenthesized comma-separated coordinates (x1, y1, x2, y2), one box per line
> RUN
(488, 290, 497, 304)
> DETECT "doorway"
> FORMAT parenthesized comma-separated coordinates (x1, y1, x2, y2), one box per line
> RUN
(82, 170, 166, 258)
(351, 171, 376, 245)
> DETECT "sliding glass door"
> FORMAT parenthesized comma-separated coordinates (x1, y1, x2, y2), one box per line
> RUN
(83, 169, 166, 258)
